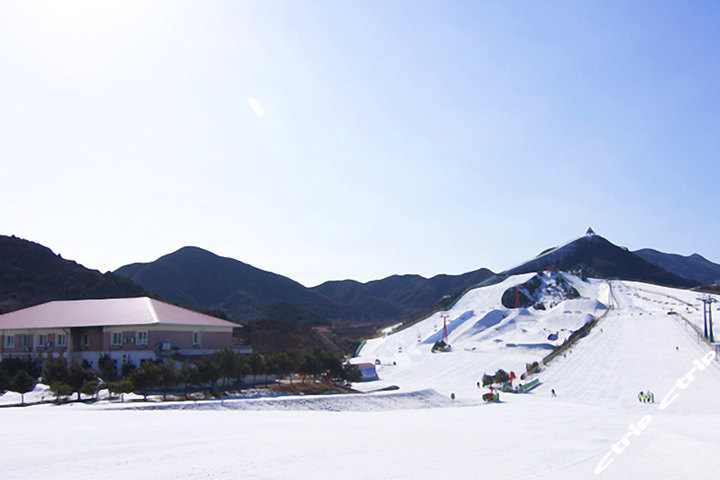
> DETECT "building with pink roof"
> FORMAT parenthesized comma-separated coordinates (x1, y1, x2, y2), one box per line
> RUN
(0, 297, 249, 370)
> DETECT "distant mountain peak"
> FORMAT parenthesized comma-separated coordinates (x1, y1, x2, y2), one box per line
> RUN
(502, 234, 698, 288)
(634, 248, 720, 285)
(166, 246, 222, 259)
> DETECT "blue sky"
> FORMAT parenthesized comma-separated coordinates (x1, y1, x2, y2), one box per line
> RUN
(1, 1, 719, 286)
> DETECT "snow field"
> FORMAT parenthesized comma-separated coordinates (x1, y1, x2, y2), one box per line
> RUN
(3, 391, 718, 479)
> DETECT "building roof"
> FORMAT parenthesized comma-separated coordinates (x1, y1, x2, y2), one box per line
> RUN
(0, 297, 239, 330)
(353, 363, 378, 370)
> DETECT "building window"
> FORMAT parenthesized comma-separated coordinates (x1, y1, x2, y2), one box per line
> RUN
(192, 331, 200, 346)
(136, 331, 148, 346)
(38, 334, 48, 347)
(57, 334, 66, 347)
(111, 332, 123, 346)
(19, 335, 30, 347)
(81, 333, 89, 347)
(5, 335, 14, 348)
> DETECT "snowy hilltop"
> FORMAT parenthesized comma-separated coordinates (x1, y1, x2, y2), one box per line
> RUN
(353, 271, 610, 397)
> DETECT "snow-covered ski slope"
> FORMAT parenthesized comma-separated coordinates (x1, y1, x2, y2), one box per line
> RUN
(537, 281, 720, 411)
(354, 273, 720, 409)
(354, 272, 610, 397)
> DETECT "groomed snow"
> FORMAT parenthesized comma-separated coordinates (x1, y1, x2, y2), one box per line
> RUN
(352, 273, 610, 397)
(2, 275, 720, 479)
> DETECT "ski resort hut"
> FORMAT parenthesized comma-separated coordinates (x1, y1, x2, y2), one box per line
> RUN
(353, 362, 379, 381)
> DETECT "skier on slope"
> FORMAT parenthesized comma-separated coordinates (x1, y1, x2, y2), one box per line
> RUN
(551, 389, 557, 397)
(638, 391, 644, 403)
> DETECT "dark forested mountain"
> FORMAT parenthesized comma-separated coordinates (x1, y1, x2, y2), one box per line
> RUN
(312, 268, 495, 321)
(500, 233, 699, 288)
(633, 249, 720, 285)
(115, 246, 344, 325)
(0, 235, 149, 314)
(114, 247, 496, 326)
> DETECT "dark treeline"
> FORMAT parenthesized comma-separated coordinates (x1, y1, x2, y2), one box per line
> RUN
(0, 349, 361, 404)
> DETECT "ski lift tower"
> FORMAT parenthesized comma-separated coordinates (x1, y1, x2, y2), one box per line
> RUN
(440, 312, 450, 345)
(698, 295, 717, 343)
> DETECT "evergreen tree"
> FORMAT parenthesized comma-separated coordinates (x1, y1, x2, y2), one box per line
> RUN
(215, 349, 236, 389)
(179, 362, 200, 397)
(310, 349, 343, 380)
(266, 352, 285, 381)
(42, 357, 69, 385)
(80, 379, 100, 400)
(153, 362, 178, 400)
(197, 355, 221, 394)
(248, 353, 266, 385)
(129, 363, 155, 401)
(107, 378, 134, 402)
(120, 361, 136, 378)
(284, 350, 302, 384)
(300, 351, 320, 383)
(68, 361, 97, 401)
(50, 381, 72, 404)
(232, 354, 250, 388)
(13, 370, 36, 405)
(98, 355, 119, 382)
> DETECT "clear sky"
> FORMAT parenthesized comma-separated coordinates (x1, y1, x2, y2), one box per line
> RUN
(1, 1, 719, 287)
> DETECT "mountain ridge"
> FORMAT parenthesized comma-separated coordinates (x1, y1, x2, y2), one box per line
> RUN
(498, 233, 699, 288)
(115, 246, 344, 324)
(0, 235, 150, 314)
(3, 231, 713, 333)
(311, 268, 496, 323)
(115, 246, 497, 326)
(633, 248, 720, 285)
